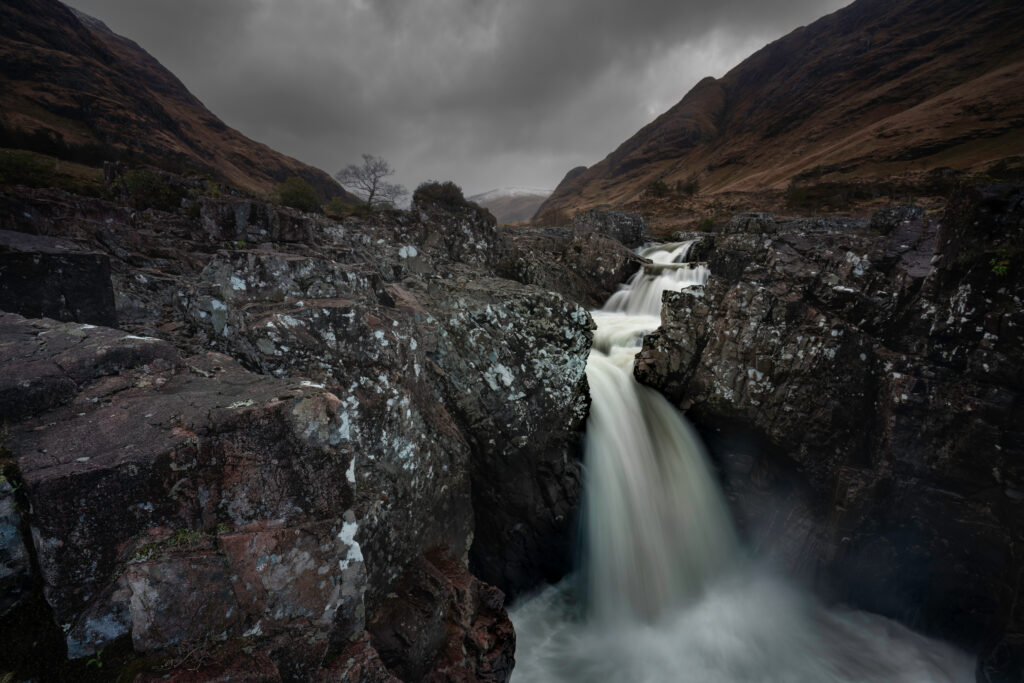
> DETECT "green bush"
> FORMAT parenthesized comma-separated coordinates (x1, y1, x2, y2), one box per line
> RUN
(276, 177, 321, 213)
(119, 169, 188, 211)
(413, 180, 470, 208)
(0, 150, 55, 187)
(324, 195, 363, 218)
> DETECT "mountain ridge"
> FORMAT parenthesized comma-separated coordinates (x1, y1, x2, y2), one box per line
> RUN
(0, 0, 352, 200)
(469, 187, 551, 224)
(536, 0, 1024, 223)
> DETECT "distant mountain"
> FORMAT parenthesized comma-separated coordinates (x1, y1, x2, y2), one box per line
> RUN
(0, 0, 352, 200)
(468, 187, 551, 224)
(537, 0, 1024, 222)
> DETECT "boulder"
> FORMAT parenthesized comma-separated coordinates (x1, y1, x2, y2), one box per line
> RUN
(2, 313, 364, 677)
(635, 190, 1024, 668)
(497, 227, 646, 307)
(179, 246, 593, 602)
(199, 197, 323, 245)
(367, 547, 514, 682)
(572, 209, 646, 247)
(0, 229, 117, 326)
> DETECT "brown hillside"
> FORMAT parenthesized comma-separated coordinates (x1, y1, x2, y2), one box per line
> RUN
(0, 0, 354, 200)
(537, 0, 1024, 222)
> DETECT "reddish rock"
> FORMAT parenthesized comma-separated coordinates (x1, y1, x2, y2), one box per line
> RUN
(133, 651, 281, 682)
(2, 313, 364, 676)
(368, 548, 514, 683)
(317, 633, 399, 683)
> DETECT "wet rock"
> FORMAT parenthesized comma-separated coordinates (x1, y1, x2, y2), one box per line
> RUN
(497, 227, 645, 307)
(180, 247, 593, 601)
(0, 187, 595, 678)
(635, 187, 1024, 658)
(572, 209, 646, 247)
(0, 478, 31, 617)
(0, 229, 117, 326)
(2, 313, 364, 676)
(976, 633, 1024, 683)
(133, 651, 282, 682)
(421, 276, 591, 598)
(316, 632, 398, 682)
(367, 548, 514, 683)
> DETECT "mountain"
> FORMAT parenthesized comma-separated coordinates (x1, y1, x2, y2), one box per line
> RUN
(468, 187, 551, 224)
(536, 0, 1024, 223)
(0, 0, 350, 199)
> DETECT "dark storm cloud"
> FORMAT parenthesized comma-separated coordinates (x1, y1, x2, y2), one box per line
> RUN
(65, 0, 848, 195)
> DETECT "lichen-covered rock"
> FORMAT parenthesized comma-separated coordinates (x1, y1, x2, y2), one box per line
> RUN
(635, 190, 1024, 667)
(572, 209, 646, 247)
(497, 227, 646, 307)
(0, 186, 596, 679)
(180, 246, 593, 602)
(2, 313, 365, 677)
(420, 276, 591, 598)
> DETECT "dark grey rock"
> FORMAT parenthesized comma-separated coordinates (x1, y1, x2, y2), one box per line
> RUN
(0, 230, 117, 326)
(572, 209, 646, 247)
(635, 186, 1024, 659)
(0, 478, 31, 617)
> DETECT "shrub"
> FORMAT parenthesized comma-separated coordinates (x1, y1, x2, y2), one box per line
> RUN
(324, 195, 362, 218)
(677, 178, 700, 197)
(118, 169, 188, 211)
(645, 179, 669, 198)
(413, 180, 470, 208)
(276, 176, 321, 213)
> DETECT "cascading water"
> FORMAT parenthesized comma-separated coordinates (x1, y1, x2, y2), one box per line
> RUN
(510, 241, 972, 682)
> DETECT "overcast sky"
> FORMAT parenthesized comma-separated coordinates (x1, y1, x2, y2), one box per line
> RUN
(66, 0, 848, 197)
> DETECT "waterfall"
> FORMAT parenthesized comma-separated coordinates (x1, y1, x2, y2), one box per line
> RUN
(582, 241, 735, 621)
(510, 240, 972, 682)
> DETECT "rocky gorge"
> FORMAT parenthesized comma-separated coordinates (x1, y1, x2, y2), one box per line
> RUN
(0, 170, 1022, 681)
(0, 176, 643, 680)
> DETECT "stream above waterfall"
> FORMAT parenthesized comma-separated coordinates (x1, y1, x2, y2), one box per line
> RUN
(509, 241, 972, 683)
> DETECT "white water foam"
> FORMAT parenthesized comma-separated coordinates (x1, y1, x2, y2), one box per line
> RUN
(510, 242, 972, 682)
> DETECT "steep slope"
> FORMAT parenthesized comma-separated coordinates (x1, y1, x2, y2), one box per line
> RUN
(537, 0, 1024, 221)
(469, 187, 551, 224)
(0, 0, 349, 199)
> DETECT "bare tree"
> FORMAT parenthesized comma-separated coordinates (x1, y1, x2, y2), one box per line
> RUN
(335, 154, 408, 209)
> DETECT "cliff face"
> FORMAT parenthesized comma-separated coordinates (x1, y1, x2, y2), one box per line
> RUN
(537, 0, 1024, 221)
(0, 180, 633, 680)
(635, 188, 1024, 679)
(0, 0, 350, 199)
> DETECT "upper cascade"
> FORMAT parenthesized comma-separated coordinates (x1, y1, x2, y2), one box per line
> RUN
(601, 241, 709, 318)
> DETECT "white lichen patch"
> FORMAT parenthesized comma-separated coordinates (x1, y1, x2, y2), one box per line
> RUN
(484, 363, 515, 390)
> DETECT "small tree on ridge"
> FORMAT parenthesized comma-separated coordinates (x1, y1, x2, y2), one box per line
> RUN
(335, 154, 407, 209)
